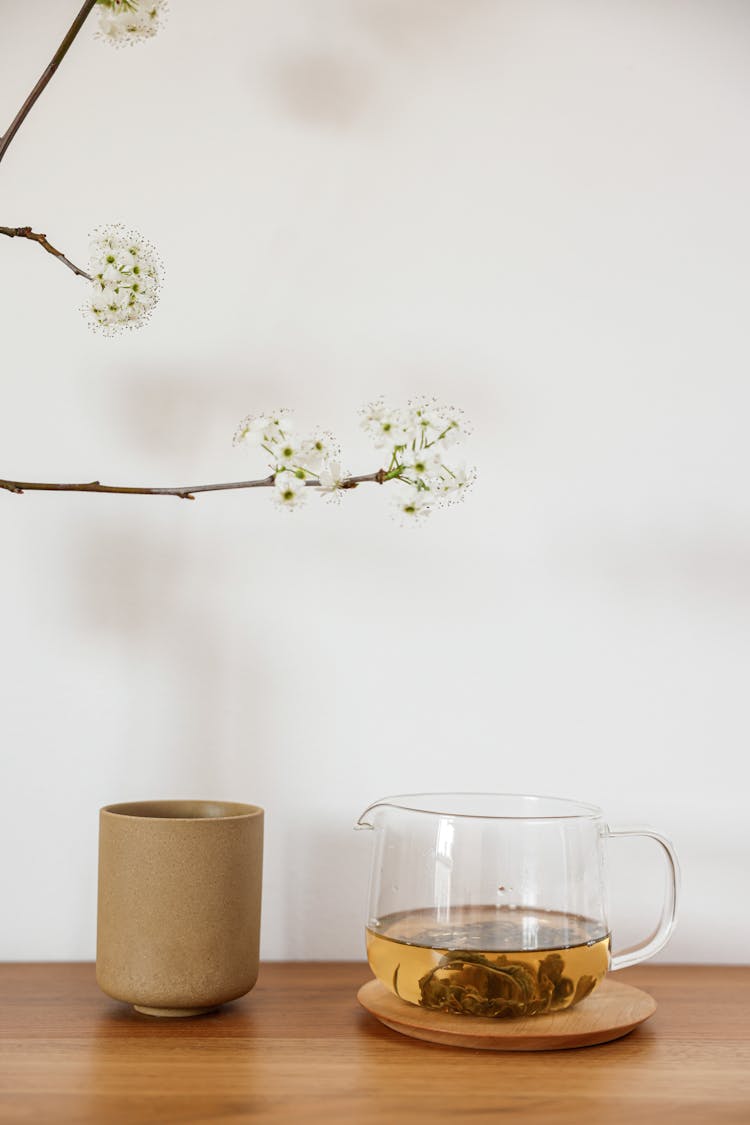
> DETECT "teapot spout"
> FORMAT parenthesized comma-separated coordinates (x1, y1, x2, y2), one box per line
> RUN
(354, 800, 389, 830)
(354, 805, 377, 830)
(355, 794, 414, 829)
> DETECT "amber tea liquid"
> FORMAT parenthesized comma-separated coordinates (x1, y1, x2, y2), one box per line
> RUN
(366, 905, 611, 1018)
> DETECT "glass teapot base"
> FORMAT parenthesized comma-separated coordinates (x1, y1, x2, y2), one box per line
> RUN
(357, 976, 656, 1050)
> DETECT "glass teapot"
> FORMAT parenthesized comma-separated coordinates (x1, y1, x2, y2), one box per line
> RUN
(356, 793, 679, 1019)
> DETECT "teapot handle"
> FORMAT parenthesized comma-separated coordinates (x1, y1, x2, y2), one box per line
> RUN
(606, 826, 680, 971)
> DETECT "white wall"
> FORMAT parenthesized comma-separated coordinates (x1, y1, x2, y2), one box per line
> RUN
(1, 0, 749, 963)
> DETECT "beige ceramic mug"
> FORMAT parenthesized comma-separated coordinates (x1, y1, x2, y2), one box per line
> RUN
(97, 800, 264, 1017)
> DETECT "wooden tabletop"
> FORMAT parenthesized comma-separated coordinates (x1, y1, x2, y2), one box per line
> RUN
(1, 963, 748, 1123)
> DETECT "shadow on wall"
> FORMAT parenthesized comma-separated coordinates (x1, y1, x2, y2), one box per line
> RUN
(66, 515, 276, 797)
(99, 358, 290, 462)
(562, 528, 750, 607)
(277, 821, 372, 958)
(268, 52, 375, 130)
(354, 0, 497, 50)
(264, 0, 498, 130)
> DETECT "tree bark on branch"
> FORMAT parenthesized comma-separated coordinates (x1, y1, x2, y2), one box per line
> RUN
(0, 226, 92, 279)
(0, 0, 98, 166)
(0, 470, 389, 500)
(0, 2, 99, 280)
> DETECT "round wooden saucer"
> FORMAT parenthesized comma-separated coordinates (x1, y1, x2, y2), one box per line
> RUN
(357, 977, 656, 1051)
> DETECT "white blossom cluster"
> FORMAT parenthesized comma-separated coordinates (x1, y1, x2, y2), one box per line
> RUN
(234, 411, 344, 512)
(85, 225, 161, 335)
(360, 398, 476, 521)
(96, 0, 166, 46)
(234, 401, 475, 519)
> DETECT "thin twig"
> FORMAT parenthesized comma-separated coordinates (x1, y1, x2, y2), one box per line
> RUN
(0, 226, 92, 279)
(0, 469, 388, 500)
(0, 0, 98, 166)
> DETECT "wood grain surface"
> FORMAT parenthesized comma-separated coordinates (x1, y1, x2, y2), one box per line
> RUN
(357, 975, 657, 1050)
(1, 963, 749, 1124)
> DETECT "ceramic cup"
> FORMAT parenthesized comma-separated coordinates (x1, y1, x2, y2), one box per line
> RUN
(96, 800, 264, 1017)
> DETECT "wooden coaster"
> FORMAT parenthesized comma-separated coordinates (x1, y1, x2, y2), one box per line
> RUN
(357, 977, 656, 1051)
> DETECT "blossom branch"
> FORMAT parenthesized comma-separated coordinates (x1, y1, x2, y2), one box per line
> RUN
(0, 226, 92, 279)
(0, 5, 165, 323)
(0, 0, 99, 166)
(0, 403, 473, 520)
(0, 470, 388, 501)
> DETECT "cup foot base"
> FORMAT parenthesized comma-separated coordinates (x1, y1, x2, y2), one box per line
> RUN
(134, 1004, 219, 1018)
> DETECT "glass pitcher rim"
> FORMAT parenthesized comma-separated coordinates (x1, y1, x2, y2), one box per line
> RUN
(356, 791, 603, 826)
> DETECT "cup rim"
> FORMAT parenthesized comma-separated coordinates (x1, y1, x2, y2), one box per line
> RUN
(101, 800, 263, 822)
(357, 792, 603, 825)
